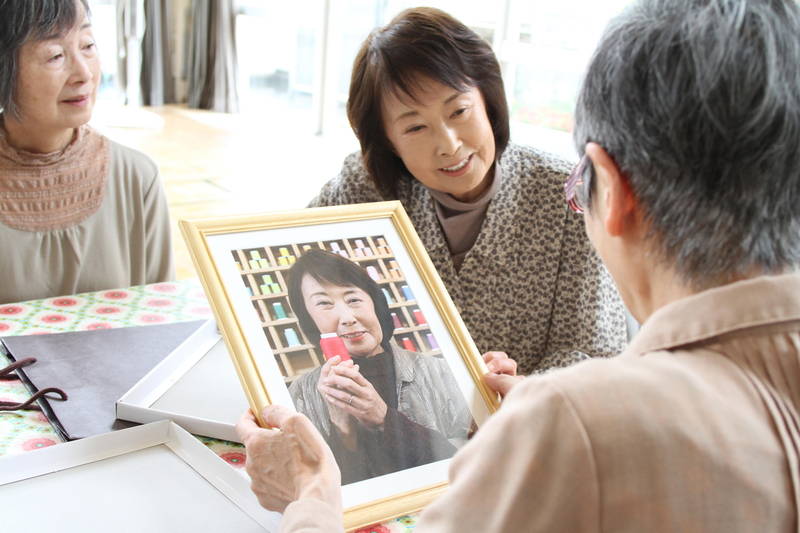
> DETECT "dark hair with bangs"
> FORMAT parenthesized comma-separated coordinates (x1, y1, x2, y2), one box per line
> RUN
(347, 7, 509, 197)
(0, 0, 90, 120)
(287, 250, 395, 355)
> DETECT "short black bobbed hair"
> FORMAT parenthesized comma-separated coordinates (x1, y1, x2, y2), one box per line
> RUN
(347, 7, 510, 198)
(0, 0, 91, 119)
(287, 249, 395, 354)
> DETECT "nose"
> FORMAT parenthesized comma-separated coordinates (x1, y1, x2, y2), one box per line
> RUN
(436, 124, 462, 157)
(69, 54, 95, 86)
(336, 304, 357, 327)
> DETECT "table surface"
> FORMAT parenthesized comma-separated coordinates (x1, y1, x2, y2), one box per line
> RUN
(0, 279, 419, 533)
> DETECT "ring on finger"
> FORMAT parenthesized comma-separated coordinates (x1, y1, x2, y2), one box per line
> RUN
(347, 394, 354, 406)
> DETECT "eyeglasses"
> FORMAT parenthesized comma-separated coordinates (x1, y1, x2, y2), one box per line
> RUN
(564, 154, 592, 213)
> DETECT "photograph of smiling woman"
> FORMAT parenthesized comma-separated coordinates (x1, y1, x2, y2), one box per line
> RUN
(285, 249, 474, 485)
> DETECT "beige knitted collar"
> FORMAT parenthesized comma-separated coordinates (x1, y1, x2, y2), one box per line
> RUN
(0, 123, 109, 232)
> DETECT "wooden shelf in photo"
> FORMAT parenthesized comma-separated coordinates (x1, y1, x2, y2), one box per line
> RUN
(276, 344, 316, 354)
(348, 254, 394, 263)
(393, 325, 431, 335)
(251, 291, 289, 301)
(377, 278, 405, 285)
(388, 300, 416, 308)
(240, 265, 291, 275)
(262, 318, 297, 328)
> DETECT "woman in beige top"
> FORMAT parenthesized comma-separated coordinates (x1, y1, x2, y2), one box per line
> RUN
(237, 0, 800, 531)
(0, 0, 173, 305)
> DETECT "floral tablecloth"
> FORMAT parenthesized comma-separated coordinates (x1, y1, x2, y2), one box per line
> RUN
(0, 279, 419, 532)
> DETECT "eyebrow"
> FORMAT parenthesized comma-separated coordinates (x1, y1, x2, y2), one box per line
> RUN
(308, 288, 361, 298)
(308, 291, 330, 299)
(393, 91, 465, 124)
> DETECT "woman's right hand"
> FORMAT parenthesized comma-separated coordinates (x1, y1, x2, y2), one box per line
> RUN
(317, 356, 355, 440)
(482, 351, 524, 399)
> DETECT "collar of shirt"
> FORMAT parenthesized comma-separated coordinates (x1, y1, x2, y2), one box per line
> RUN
(427, 162, 503, 214)
(624, 272, 800, 357)
(425, 163, 503, 265)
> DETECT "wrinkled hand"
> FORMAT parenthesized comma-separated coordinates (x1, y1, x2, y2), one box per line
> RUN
(317, 357, 355, 437)
(318, 358, 388, 429)
(482, 351, 524, 399)
(236, 406, 342, 514)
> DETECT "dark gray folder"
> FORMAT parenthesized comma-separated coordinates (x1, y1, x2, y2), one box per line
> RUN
(1, 320, 205, 440)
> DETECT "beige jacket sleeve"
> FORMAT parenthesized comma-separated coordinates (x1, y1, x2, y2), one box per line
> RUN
(416, 377, 601, 532)
(281, 499, 344, 533)
(279, 377, 600, 532)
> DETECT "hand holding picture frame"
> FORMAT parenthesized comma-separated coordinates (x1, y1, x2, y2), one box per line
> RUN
(180, 201, 498, 531)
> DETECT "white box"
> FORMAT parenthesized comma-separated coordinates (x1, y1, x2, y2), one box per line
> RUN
(0, 420, 280, 532)
(116, 320, 249, 442)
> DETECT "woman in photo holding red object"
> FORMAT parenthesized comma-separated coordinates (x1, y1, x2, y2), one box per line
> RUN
(0, 0, 173, 305)
(286, 250, 473, 485)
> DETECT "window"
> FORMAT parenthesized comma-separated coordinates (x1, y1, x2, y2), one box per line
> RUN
(235, 1, 632, 158)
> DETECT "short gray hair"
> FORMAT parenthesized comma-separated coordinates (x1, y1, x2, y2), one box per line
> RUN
(574, 0, 800, 288)
(0, 0, 90, 120)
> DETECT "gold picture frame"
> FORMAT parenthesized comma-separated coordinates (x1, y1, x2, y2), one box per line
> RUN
(180, 201, 498, 531)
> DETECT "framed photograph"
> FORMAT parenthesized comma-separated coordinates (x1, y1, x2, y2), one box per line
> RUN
(0, 420, 279, 532)
(180, 201, 499, 530)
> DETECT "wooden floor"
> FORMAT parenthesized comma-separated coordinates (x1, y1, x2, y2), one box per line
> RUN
(93, 104, 359, 280)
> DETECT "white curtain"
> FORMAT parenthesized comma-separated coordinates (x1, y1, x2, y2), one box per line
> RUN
(140, 0, 175, 106)
(118, 0, 239, 111)
(186, 0, 239, 112)
(116, 0, 145, 106)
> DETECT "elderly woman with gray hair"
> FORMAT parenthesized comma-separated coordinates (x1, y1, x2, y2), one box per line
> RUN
(237, 0, 800, 530)
(0, 0, 173, 304)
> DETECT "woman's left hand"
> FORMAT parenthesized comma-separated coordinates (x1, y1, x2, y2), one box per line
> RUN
(318, 363, 388, 429)
(236, 406, 342, 513)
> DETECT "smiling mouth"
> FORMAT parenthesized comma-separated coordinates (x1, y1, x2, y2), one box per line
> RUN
(439, 154, 473, 173)
(339, 331, 367, 340)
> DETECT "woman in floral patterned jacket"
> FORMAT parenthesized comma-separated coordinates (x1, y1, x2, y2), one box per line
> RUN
(310, 7, 627, 374)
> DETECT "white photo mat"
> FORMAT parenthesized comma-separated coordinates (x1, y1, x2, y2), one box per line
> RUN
(0, 420, 280, 532)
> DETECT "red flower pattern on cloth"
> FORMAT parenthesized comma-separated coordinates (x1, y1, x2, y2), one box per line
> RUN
(95, 306, 121, 315)
(355, 525, 392, 533)
(40, 314, 67, 323)
(0, 305, 23, 315)
(146, 298, 172, 307)
(86, 322, 112, 330)
(139, 314, 166, 324)
(0, 323, 10, 332)
(220, 452, 246, 467)
(51, 298, 78, 307)
(152, 283, 177, 293)
(22, 438, 57, 451)
(103, 290, 129, 300)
